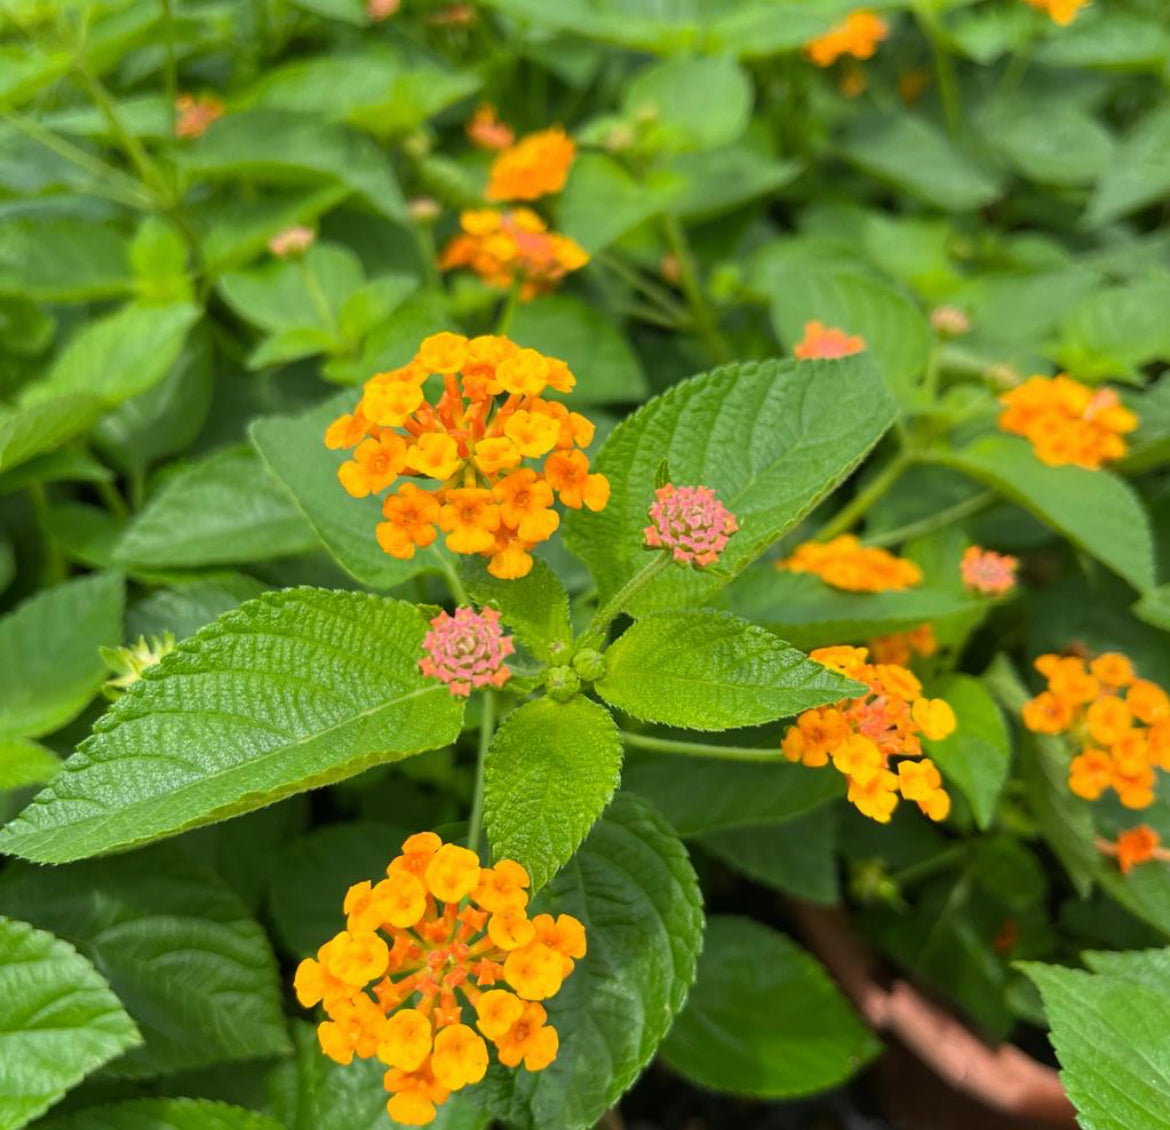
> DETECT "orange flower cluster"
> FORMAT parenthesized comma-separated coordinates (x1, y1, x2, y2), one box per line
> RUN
(804, 11, 888, 66)
(999, 375, 1137, 470)
(1099, 826, 1168, 875)
(783, 646, 956, 824)
(467, 104, 514, 151)
(1022, 0, 1088, 25)
(174, 93, 223, 139)
(440, 209, 588, 301)
(487, 127, 576, 202)
(868, 624, 936, 667)
(325, 333, 608, 580)
(1022, 652, 1170, 810)
(780, 535, 922, 593)
(794, 320, 865, 360)
(295, 833, 585, 1126)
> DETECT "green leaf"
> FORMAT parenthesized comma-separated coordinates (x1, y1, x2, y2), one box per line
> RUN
(35, 1099, 286, 1130)
(940, 436, 1156, 592)
(485, 696, 623, 890)
(765, 267, 932, 406)
(1035, 9, 1170, 71)
(0, 845, 290, 1078)
(250, 391, 450, 589)
(1023, 957, 1170, 1130)
(839, 113, 1002, 212)
(0, 590, 465, 864)
(624, 56, 752, 152)
(668, 145, 800, 220)
(0, 916, 140, 1130)
(982, 101, 1114, 188)
(0, 738, 60, 792)
(661, 916, 878, 1098)
(725, 568, 982, 650)
(1134, 585, 1170, 633)
(559, 153, 676, 254)
(484, 794, 703, 1130)
(268, 1022, 490, 1130)
(1087, 105, 1170, 228)
(597, 610, 862, 730)
(1056, 276, 1170, 382)
(699, 809, 839, 904)
(459, 557, 571, 664)
(126, 576, 271, 642)
(0, 219, 130, 302)
(181, 110, 406, 221)
(923, 675, 1011, 830)
(1022, 735, 1097, 899)
(113, 447, 318, 570)
(623, 755, 843, 836)
(507, 295, 649, 404)
(0, 572, 124, 740)
(563, 355, 897, 615)
(0, 302, 198, 473)
(1097, 862, 1170, 941)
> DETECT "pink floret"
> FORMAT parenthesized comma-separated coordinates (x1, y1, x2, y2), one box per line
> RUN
(420, 606, 514, 697)
(643, 484, 738, 568)
(960, 546, 1018, 596)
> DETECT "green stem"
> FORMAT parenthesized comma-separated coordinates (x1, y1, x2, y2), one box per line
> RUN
(579, 554, 671, 649)
(597, 250, 689, 324)
(814, 451, 913, 542)
(661, 213, 732, 364)
(442, 559, 470, 605)
(299, 258, 338, 335)
(917, 8, 961, 138)
(621, 730, 787, 764)
(95, 476, 129, 519)
(468, 690, 495, 854)
(864, 490, 994, 549)
(29, 483, 66, 585)
(161, 0, 178, 145)
(495, 281, 521, 336)
(891, 844, 966, 889)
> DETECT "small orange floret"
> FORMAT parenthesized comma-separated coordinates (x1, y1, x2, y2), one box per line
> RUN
(780, 535, 921, 593)
(793, 320, 866, 360)
(175, 93, 224, 138)
(804, 11, 888, 67)
(468, 103, 514, 150)
(1022, 0, 1089, 26)
(486, 127, 576, 202)
(1105, 825, 1165, 874)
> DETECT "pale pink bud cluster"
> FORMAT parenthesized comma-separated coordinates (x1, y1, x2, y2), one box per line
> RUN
(960, 546, 1018, 596)
(366, 0, 400, 20)
(268, 226, 315, 258)
(643, 484, 738, 568)
(930, 306, 971, 337)
(420, 606, 514, 697)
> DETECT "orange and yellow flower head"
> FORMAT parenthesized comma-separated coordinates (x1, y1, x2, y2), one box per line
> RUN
(440, 209, 588, 301)
(643, 484, 738, 568)
(467, 103, 514, 151)
(486, 127, 576, 202)
(794, 320, 866, 360)
(175, 93, 223, 139)
(782, 647, 955, 823)
(1102, 825, 1165, 875)
(998, 375, 1137, 470)
(1024, 651, 1170, 811)
(325, 333, 608, 580)
(960, 546, 1018, 596)
(780, 535, 922, 593)
(1022, 0, 1089, 25)
(295, 833, 585, 1126)
(867, 623, 936, 667)
(804, 10, 888, 67)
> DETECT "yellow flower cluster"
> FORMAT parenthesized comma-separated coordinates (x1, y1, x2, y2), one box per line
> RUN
(780, 535, 922, 593)
(804, 10, 888, 66)
(999, 375, 1137, 470)
(295, 833, 585, 1126)
(783, 646, 956, 823)
(325, 333, 609, 580)
(1023, 652, 1170, 810)
(1023, 0, 1088, 25)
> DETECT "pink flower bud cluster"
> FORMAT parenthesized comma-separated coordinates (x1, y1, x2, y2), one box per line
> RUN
(420, 607, 514, 697)
(643, 484, 738, 568)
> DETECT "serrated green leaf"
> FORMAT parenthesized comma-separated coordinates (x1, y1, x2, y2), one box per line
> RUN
(700, 809, 839, 904)
(1087, 104, 1170, 228)
(459, 557, 570, 664)
(923, 675, 1011, 830)
(507, 295, 648, 405)
(1134, 585, 1170, 633)
(0, 737, 60, 792)
(597, 610, 861, 730)
(485, 696, 622, 890)
(563, 355, 897, 615)
(0, 916, 141, 1130)
(114, 447, 319, 570)
(483, 793, 703, 1130)
(1056, 276, 1170, 382)
(0, 219, 131, 302)
(268, 1022, 490, 1130)
(1023, 957, 1170, 1130)
(982, 101, 1114, 188)
(724, 568, 982, 650)
(766, 267, 932, 405)
(662, 916, 878, 1097)
(668, 145, 800, 220)
(940, 436, 1155, 592)
(35, 1098, 286, 1130)
(0, 845, 289, 1078)
(0, 302, 198, 473)
(623, 754, 843, 836)
(126, 576, 271, 642)
(624, 56, 752, 152)
(559, 153, 676, 253)
(0, 590, 465, 863)
(250, 391, 450, 589)
(0, 572, 124, 740)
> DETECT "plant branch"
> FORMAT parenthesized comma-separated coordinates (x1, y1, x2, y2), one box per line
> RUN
(621, 730, 788, 764)
(864, 490, 994, 548)
(578, 554, 670, 650)
(468, 689, 495, 854)
(814, 451, 913, 542)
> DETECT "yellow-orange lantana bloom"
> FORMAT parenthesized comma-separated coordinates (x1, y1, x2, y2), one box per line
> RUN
(805, 11, 888, 67)
(868, 624, 936, 667)
(326, 333, 607, 579)
(780, 535, 922, 593)
(486, 127, 576, 202)
(295, 833, 585, 1126)
(1022, 0, 1089, 25)
(782, 645, 956, 823)
(794, 320, 866, 360)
